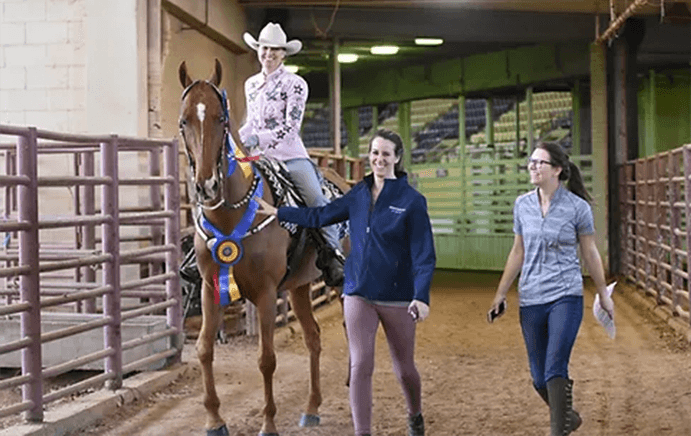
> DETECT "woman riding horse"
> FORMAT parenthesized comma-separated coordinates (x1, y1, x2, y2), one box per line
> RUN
(239, 22, 344, 287)
(178, 59, 331, 436)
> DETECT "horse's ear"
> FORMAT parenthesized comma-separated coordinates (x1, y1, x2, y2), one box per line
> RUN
(209, 59, 222, 87)
(179, 61, 192, 88)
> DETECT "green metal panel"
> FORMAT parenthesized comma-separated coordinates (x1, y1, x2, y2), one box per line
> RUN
(413, 149, 593, 270)
(637, 69, 691, 157)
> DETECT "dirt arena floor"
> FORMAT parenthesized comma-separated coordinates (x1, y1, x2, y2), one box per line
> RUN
(63, 271, 691, 436)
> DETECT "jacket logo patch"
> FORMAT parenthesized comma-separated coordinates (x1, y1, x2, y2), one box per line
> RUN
(389, 206, 405, 214)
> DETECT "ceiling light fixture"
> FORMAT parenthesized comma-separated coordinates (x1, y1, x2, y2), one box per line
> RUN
(337, 53, 359, 63)
(370, 45, 399, 55)
(415, 38, 444, 46)
(284, 65, 299, 73)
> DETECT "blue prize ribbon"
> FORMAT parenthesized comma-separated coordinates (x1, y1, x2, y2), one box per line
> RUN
(198, 166, 265, 306)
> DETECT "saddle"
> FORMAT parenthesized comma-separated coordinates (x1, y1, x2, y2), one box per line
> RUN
(253, 157, 347, 289)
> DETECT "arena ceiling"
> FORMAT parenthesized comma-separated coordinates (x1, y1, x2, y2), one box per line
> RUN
(239, 0, 691, 77)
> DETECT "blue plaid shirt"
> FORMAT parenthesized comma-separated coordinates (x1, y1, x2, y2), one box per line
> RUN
(513, 185, 595, 306)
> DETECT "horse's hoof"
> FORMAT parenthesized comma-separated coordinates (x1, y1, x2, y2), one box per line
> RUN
(258, 433, 279, 436)
(206, 424, 229, 436)
(299, 414, 321, 427)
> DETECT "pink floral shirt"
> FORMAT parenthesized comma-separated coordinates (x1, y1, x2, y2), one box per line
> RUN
(238, 65, 310, 161)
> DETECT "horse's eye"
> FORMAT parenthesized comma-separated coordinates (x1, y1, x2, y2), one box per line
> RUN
(179, 119, 187, 129)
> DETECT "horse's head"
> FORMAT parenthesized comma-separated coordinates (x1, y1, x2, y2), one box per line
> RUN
(178, 59, 227, 202)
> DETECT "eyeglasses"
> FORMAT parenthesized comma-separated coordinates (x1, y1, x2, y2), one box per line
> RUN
(527, 158, 554, 168)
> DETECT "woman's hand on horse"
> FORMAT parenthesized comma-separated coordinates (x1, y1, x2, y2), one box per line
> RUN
(254, 196, 277, 216)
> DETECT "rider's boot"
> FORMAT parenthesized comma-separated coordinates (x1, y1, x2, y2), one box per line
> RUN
(317, 246, 344, 287)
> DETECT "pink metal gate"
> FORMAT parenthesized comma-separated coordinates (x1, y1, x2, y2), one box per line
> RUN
(618, 143, 691, 329)
(0, 125, 182, 422)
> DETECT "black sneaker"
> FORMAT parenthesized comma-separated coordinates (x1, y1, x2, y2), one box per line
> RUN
(408, 413, 425, 436)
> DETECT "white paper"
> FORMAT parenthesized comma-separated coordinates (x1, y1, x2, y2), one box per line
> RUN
(593, 281, 616, 339)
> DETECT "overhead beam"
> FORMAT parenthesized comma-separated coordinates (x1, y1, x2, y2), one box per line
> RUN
(162, 0, 247, 54)
(239, 0, 653, 14)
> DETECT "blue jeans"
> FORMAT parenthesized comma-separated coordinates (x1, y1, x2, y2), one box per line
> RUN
(284, 158, 341, 250)
(519, 295, 583, 389)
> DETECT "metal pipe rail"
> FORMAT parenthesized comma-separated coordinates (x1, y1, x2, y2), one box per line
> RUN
(42, 372, 115, 404)
(119, 244, 176, 262)
(0, 221, 31, 232)
(121, 299, 177, 321)
(0, 374, 31, 391)
(122, 328, 180, 352)
(41, 285, 113, 309)
(121, 348, 179, 374)
(42, 348, 115, 379)
(120, 272, 176, 290)
(0, 401, 34, 420)
(40, 317, 113, 344)
(0, 301, 30, 316)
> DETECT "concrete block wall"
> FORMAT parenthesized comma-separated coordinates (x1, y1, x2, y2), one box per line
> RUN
(0, 0, 87, 132)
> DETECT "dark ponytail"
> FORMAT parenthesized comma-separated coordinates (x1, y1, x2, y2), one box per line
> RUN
(537, 142, 591, 202)
(369, 129, 406, 177)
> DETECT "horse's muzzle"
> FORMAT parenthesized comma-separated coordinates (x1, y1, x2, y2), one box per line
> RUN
(196, 177, 219, 201)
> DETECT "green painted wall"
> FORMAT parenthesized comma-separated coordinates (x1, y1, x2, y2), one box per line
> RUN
(339, 43, 590, 108)
(638, 69, 691, 156)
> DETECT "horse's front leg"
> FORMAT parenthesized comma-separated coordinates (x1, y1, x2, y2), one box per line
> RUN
(289, 283, 322, 427)
(255, 292, 279, 435)
(197, 278, 227, 435)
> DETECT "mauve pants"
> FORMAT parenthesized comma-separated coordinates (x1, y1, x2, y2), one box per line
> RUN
(343, 295, 422, 436)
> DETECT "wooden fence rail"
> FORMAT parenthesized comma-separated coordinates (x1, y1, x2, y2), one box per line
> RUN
(618, 143, 691, 326)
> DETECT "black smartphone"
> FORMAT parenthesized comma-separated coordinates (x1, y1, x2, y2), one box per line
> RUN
(487, 300, 507, 324)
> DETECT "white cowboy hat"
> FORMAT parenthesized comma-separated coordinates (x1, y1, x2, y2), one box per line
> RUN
(243, 23, 302, 56)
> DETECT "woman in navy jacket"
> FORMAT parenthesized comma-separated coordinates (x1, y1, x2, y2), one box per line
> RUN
(256, 129, 435, 436)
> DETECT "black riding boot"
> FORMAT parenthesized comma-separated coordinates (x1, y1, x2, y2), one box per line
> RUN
(547, 377, 580, 436)
(408, 412, 425, 436)
(317, 246, 344, 287)
(535, 382, 582, 434)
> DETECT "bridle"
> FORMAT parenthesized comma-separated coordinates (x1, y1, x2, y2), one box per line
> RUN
(179, 80, 260, 211)
(179, 81, 276, 283)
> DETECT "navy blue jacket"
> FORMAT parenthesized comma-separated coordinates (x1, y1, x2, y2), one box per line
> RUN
(277, 173, 436, 305)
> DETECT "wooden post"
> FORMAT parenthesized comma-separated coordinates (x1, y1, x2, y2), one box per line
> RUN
(646, 69, 657, 157)
(526, 87, 534, 150)
(329, 38, 342, 156)
(344, 107, 359, 180)
(590, 42, 609, 272)
(398, 101, 412, 172)
(485, 98, 494, 146)
(572, 80, 581, 156)
(458, 94, 467, 236)
(515, 93, 521, 152)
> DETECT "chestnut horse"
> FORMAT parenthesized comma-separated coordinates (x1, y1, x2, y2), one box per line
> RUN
(178, 60, 333, 436)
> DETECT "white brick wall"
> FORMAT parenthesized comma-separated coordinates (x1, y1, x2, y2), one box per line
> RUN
(0, 0, 87, 133)
(0, 22, 25, 45)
